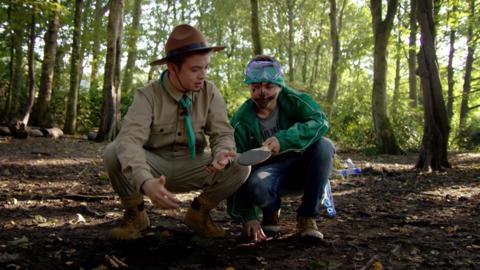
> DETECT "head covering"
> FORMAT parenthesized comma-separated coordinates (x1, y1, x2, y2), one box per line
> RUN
(150, 24, 225, 66)
(243, 59, 285, 87)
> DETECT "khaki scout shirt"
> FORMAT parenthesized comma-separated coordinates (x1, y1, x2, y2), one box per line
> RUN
(114, 71, 235, 191)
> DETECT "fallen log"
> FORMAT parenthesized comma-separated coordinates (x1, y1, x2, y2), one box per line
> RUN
(40, 127, 64, 139)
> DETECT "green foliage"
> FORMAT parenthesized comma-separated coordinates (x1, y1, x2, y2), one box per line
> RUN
(0, 0, 478, 152)
(328, 73, 376, 150)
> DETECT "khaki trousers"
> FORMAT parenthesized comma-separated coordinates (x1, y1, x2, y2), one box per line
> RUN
(103, 142, 250, 204)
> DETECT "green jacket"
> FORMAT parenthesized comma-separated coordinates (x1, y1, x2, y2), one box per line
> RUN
(227, 85, 329, 222)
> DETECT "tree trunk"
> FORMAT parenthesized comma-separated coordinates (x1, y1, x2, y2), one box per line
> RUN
(3, 2, 15, 121)
(286, 0, 295, 82)
(446, 29, 455, 122)
(31, 0, 60, 127)
(121, 0, 142, 95)
(9, 4, 25, 119)
(370, 0, 402, 154)
(19, 7, 36, 127)
(309, 43, 321, 89)
(408, 0, 417, 107)
(326, 0, 340, 117)
(96, 0, 124, 142)
(64, 0, 84, 134)
(250, 0, 262, 56)
(89, 0, 104, 96)
(392, 30, 401, 119)
(459, 0, 475, 133)
(415, 0, 450, 170)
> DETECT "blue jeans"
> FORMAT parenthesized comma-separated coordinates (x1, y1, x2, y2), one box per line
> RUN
(246, 137, 335, 217)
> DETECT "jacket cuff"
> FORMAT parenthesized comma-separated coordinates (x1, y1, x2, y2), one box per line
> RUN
(242, 212, 260, 223)
(133, 169, 154, 193)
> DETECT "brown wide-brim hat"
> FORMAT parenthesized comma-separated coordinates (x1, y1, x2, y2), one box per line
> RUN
(150, 24, 225, 66)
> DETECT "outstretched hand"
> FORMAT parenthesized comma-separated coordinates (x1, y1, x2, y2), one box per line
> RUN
(141, 176, 180, 209)
(205, 149, 237, 173)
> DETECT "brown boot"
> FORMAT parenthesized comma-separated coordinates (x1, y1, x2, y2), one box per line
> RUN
(109, 194, 150, 240)
(184, 196, 225, 237)
(296, 216, 323, 239)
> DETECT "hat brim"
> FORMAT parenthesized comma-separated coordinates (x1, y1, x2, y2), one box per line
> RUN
(150, 46, 226, 66)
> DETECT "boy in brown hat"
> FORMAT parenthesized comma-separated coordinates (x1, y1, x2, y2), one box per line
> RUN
(103, 24, 250, 239)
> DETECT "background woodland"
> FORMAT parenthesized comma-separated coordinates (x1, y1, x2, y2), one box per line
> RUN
(0, 0, 478, 166)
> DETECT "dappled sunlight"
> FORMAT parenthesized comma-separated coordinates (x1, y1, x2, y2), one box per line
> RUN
(419, 182, 480, 199)
(333, 186, 364, 196)
(1, 157, 98, 167)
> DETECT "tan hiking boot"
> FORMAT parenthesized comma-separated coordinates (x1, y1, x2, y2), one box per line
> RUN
(184, 196, 225, 237)
(109, 194, 150, 240)
(296, 216, 323, 239)
(261, 209, 281, 233)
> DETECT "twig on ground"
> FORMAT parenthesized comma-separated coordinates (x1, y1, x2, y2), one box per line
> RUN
(105, 254, 128, 268)
(359, 254, 379, 270)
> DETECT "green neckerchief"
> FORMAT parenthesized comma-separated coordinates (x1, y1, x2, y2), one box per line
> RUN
(178, 94, 195, 159)
(159, 71, 196, 159)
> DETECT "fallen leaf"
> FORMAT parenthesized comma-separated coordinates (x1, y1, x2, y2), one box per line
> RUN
(34, 215, 47, 224)
(76, 213, 86, 223)
(373, 259, 384, 270)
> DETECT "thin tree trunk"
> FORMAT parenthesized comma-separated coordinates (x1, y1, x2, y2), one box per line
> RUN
(96, 0, 124, 142)
(89, 0, 105, 99)
(114, 7, 123, 134)
(19, 7, 36, 126)
(415, 0, 450, 170)
(286, 0, 295, 82)
(446, 29, 455, 122)
(326, 0, 340, 117)
(10, 4, 25, 119)
(309, 43, 321, 89)
(250, 0, 262, 55)
(31, 0, 60, 127)
(408, 0, 417, 107)
(121, 0, 142, 95)
(392, 31, 401, 119)
(459, 0, 475, 132)
(3, 2, 15, 121)
(370, 0, 402, 154)
(302, 49, 307, 84)
(64, 0, 84, 134)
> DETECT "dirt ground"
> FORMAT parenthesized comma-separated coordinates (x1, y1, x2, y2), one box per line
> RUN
(0, 136, 479, 270)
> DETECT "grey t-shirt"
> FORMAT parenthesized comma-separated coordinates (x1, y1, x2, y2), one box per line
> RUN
(258, 107, 280, 141)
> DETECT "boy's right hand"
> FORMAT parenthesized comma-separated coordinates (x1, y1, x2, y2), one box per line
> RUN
(141, 176, 180, 209)
(244, 220, 267, 242)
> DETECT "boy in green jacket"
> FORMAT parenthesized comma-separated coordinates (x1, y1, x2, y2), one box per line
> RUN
(227, 55, 335, 240)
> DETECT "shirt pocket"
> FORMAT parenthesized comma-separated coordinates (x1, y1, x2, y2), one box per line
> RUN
(192, 120, 207, 150)
(148, 123, 177, 148)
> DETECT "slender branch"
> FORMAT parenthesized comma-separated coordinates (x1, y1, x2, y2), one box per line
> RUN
(452, 88, 480, 99)
(469, 104, 480, 110)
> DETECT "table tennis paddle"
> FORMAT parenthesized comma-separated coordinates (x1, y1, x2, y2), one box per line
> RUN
(237, 146, 272, 166)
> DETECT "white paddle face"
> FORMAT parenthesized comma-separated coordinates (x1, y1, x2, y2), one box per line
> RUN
(237, 146, 272, 166)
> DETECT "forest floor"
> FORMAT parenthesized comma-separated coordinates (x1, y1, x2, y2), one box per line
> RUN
(0, 136, 479, 270)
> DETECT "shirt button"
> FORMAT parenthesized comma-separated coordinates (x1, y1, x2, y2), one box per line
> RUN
(177, 132, 182, 136)
(160, 128, 164, 132)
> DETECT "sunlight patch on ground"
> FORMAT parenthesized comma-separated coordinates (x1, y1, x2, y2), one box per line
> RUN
(453, 152, 480, 160)
(420, 183, 480, 199)
(1, 157, 96, 166)
(333, 187, 364, 196)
